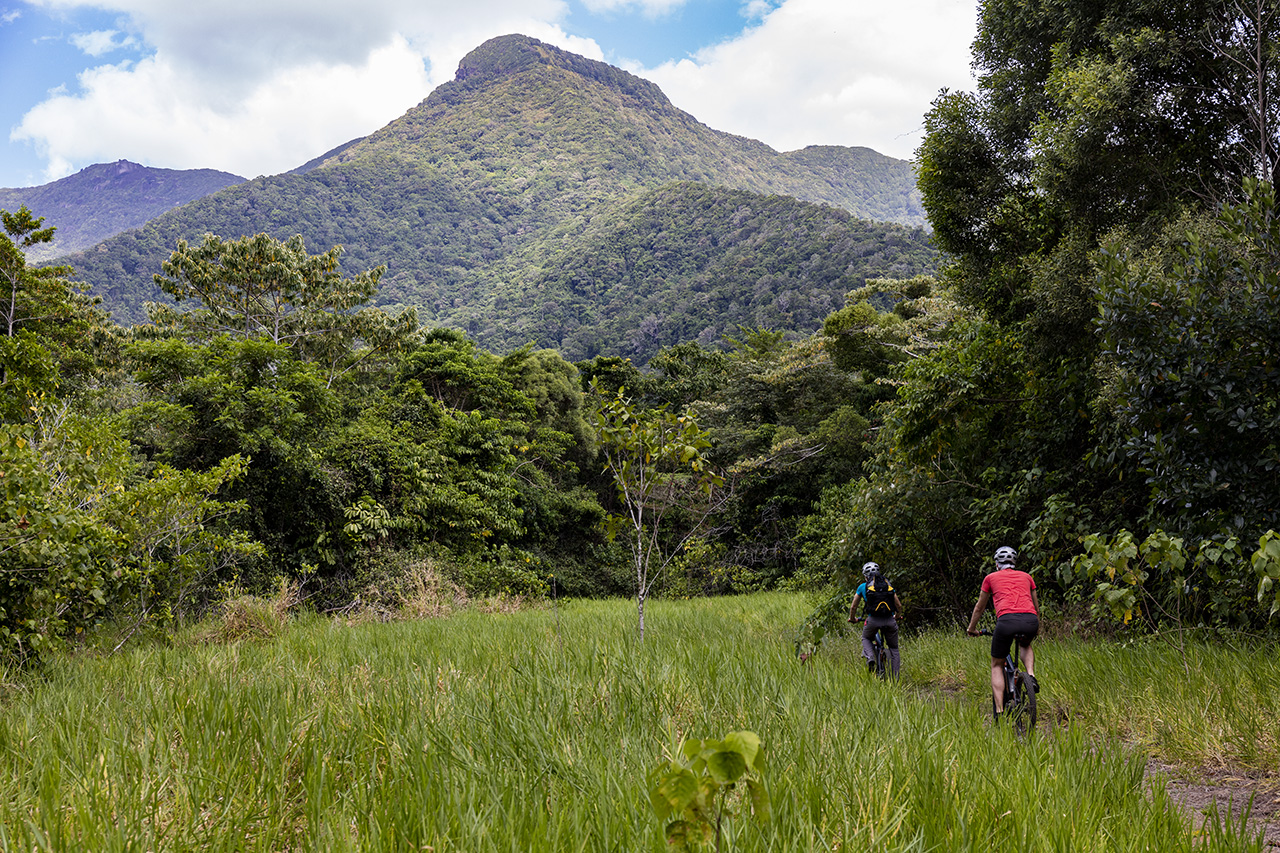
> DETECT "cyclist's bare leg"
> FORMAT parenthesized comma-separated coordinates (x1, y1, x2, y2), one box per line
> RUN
(1018, 644, 1035, 678)
(990, 658, 1005, 712)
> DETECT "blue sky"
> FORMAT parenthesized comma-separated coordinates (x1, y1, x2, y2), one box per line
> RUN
(0, 0, 978, 190)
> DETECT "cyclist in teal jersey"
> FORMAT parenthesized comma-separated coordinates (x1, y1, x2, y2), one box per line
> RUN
(966, 546, 1040, 721)
(849, 561, 903, 677)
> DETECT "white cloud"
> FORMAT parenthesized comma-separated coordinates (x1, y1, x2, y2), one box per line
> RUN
(2, 9, 22, 24)
(70, 29, 137, 56)
(16, 42, 425, 179)
(637, 0, 977, 160)
(15, 0, 601, 180)
(12, 0, 976, 182)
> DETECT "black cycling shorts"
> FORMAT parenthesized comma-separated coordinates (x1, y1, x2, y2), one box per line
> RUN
(991, 612, 1039, 660)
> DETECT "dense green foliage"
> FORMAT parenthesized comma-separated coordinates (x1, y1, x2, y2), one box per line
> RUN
(0, 595, 1271, 851)
(4, 198, 920, 653)
(0, 405, 257, 655)
(123, 253, 616, 608)
(803, 0, 1280, 633)
(1095, 181, 1280, 538)
(0, 205, 106, 418)
(493, 182, 935, 363)
(0, 161, 243, 261)
(2, 225, 628, 656)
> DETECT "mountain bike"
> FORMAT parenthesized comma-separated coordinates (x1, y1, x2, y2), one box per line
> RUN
(852, 618, 888, 680)
(976, 629, 1037, 733)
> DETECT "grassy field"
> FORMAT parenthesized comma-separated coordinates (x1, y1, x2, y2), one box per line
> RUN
(0, 593, 1275, 851)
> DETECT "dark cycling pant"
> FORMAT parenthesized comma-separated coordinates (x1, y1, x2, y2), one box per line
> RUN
(862, 615, 900, 676)
(991, 612, 1039, 660)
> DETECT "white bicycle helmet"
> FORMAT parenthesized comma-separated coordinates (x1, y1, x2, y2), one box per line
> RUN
(994, 546, 1018, 568)
(862, 561, 880, 580)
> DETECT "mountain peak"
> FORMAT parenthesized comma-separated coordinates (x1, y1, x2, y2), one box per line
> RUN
(0, 160, 243, 260)
(443, 34, 671, 109)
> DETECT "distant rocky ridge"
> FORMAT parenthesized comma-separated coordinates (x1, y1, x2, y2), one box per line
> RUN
(0, 161, 245, 261)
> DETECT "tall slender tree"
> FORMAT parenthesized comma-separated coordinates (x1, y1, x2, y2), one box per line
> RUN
(589, 381, 722, 638)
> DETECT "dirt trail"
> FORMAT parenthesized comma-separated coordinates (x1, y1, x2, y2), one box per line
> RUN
(1147, 760, 1280, 849)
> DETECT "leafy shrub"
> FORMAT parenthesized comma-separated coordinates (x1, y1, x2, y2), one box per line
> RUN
(450, 545, 548, 598)
(663, 538, 763, 599)
(532, 538, 631, 599)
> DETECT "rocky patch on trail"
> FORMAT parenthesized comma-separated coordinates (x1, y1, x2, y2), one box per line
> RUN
(1148, 760, 1280, 848)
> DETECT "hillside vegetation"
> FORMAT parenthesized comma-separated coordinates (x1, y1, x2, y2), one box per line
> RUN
(474, 181, 935, 361)
(58, 33, 931, 345)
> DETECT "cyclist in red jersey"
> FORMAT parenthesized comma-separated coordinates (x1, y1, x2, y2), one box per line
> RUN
(966, 546, 1039, 721)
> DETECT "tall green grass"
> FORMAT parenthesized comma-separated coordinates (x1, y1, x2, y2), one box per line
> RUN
(0, 594, 1271, 851)
(908, 627, 1280, 772)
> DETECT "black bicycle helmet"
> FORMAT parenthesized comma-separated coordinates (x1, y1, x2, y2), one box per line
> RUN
(994, 546, 1017, 568)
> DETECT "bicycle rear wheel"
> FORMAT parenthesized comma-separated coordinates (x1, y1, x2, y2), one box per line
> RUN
(1008, 672, 1037, 734)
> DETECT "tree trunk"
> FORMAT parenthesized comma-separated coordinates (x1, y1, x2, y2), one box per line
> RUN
(636, 532, 647, 640)
(637, 587, 646, 640)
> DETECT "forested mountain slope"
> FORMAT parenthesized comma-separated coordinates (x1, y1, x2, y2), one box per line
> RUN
(0, 160, 244, 261)
(484, 181, 936, 362)
(64, 34, 933, 352)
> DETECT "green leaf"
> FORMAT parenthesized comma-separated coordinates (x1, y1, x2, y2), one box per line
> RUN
(721, 730, 762, 771)
(649, 765, 698, 819)
(746, 777, 771, 821)
(680, 739, 705, 762)
(706, 749, 748, 784)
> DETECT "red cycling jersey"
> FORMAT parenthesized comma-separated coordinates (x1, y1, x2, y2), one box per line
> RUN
(981, 568, 1037, 618)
